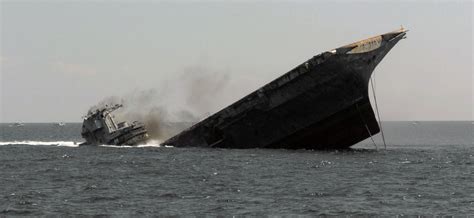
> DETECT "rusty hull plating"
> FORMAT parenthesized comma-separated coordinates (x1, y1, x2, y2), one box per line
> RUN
(163, 28, 407, 149)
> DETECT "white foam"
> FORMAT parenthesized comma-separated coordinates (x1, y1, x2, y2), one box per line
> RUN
(99, 144, 134, 148)
(137, 139, 162, 147)
(0, 141, 81, 147)
(0, 140, 173, 148)
(99, 140, 172, 148)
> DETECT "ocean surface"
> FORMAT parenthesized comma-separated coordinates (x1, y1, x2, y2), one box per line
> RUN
(0, 121, 472, 216)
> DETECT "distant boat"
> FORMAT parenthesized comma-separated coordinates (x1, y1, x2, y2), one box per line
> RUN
(11, 122, 24, 127)
(56, 122, 66, 126)
(412, 121, 419, 125)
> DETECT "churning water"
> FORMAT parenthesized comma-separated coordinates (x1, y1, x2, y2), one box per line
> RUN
(0, 122, 472, 216)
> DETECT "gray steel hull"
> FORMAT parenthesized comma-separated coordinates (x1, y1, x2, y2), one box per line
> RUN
(163, 29, 406, 149)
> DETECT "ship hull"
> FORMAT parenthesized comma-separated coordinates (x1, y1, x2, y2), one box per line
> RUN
(163, 29, 406, 149)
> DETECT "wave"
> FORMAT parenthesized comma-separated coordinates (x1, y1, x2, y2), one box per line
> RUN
(0, 139, 172, 148)
(0, 141, 80, 147)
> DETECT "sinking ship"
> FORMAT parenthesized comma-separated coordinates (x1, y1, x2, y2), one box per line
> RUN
(163, 28, 407, 149)
(80, 104, 148, 146)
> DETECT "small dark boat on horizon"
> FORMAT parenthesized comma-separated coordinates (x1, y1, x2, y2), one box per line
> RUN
(162, 28, 407, 149)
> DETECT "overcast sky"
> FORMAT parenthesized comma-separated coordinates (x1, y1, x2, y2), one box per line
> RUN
(1, 0, 472, 122)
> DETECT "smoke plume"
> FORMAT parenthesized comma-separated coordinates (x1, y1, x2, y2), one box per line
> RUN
(87, 66, 231, 142)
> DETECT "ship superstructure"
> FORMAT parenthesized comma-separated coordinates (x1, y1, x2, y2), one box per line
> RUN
(80, 104, 148, 146)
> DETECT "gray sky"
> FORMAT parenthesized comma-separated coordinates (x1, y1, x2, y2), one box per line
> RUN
(1, 0, 472, 122)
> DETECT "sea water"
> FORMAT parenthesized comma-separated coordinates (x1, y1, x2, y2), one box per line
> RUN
(0, 121, 472, 216)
